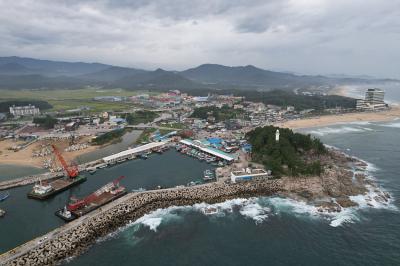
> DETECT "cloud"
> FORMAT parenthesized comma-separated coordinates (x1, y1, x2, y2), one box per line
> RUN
(0, 0, 399, 78)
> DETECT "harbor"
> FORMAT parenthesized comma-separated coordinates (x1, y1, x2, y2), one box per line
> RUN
(0, 149, 215, 254)
(0, 179, 282, 265)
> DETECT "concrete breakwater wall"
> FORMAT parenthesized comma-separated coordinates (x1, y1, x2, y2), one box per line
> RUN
(0, 160, 102, 191)
(2, 180, 282, 266)
(0, 172, 64, 191)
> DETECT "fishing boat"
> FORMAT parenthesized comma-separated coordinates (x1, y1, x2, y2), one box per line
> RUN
(139, 153, 148, 160)
(203, 169, 215, 181)
(201, 207, 218, 215)
(98, 164, 107, 169)
(87, 167, 97, 175)
(0, 191, 10, 202)
(187, 180, 202, 187)
(0, 209, 5, 218)
(132, 188, 146, 193)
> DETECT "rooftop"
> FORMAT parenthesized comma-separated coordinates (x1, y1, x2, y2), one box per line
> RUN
(180, 139, 236, 162)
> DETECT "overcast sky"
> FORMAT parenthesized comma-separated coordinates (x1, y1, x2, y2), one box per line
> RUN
(0, 0, 399, 78)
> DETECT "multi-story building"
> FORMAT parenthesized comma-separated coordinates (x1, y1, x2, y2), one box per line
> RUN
(356, 88, 387, 110)
(365, 88, 385, 105)
(9, 105, 40, 117)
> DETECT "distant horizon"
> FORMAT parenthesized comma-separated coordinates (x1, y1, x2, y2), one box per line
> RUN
(0, 54, 395, 80)
(1, 1, 399, 79)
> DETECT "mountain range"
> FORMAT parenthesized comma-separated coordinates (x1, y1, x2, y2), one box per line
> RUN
(0, 56, 396, 90)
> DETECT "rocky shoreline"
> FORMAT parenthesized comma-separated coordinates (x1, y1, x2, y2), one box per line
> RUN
(280, 148, 391, 212)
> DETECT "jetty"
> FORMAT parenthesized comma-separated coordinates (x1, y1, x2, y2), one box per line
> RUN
(0, 141, 169, 191)
(0, 172, 64, 191)
(0, 160, 101, 191)
(0, 179, 282, 265)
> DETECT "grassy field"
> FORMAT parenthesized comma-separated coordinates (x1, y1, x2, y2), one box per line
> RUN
(0, 88, 156, 112)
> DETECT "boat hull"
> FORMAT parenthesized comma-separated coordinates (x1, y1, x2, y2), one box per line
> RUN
(27, 175, 87, 200)
(54, 209, 77, 222)
(55, 190, 127, 222)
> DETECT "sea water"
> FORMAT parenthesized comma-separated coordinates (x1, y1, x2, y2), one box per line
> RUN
(0, 150, 213, 253)
(66, 121, 400, 266)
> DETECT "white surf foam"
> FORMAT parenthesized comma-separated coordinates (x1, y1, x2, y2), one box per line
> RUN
(308, 126, 369, 136)
(346, 121, 372, 126)
(239, 202, 270, 224)
(351, 156, 380, 172)
(132, 206, 186, 232)
(262, 197, 357, 227)
(193, 198, 271, 224)
(350, 184, 395, 210)
(383, 122, 400, 128)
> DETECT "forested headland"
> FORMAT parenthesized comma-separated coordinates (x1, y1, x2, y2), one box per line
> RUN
(246, 126, 326, 176)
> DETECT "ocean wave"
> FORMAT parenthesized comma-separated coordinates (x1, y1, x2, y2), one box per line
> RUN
(130, 191, 394, 231)
(350, 156, 380, 172)
(382, 122, 400, 128)
(132, 205, 187, 232)
(308, 126, 372, 136)
(346, 121, 372, 125)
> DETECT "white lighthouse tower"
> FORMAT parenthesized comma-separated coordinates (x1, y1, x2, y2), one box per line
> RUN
(275, 129, 280, 142)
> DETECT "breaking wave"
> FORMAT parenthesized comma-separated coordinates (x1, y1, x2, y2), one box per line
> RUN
(308, 126, 373, 136)
(381, 122, 400, 128)
(129, 190, 395, 232)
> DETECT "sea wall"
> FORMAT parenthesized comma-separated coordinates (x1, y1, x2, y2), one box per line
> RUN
(3, 179, 282, 266)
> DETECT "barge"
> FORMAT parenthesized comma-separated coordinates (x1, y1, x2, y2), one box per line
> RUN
(27, 175, 86, 200)
(28, 144, 86, 200)
(56, 176, 127, 222)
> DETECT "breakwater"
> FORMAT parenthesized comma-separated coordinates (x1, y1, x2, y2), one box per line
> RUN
(1, 179, 282, 265)
(0, 172, 64, 191)
(0, 160, 102, 191)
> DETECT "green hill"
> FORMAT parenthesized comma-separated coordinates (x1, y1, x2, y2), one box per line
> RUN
(246, 126, 326, 176)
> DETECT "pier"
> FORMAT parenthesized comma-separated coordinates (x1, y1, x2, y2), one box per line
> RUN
(0, 179, 282, 265)
(0, 141, 168, 191)
(0, 172, 64, 191)
(0, 160, 102, 191)
(102, 141, 169, 164)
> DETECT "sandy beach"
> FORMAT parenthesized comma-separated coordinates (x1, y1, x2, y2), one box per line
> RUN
(276, 106, 400, 129)
(0, 137, 98, 168)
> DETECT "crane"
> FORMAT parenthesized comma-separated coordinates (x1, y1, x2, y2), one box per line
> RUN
(67, 176, 125, 211)
(113, 175, 125, 186)
(51, 144, 79, 178)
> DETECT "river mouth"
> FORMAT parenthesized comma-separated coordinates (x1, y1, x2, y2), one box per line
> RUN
(77, 130, 143, 163)
(0, 149, 215, 253)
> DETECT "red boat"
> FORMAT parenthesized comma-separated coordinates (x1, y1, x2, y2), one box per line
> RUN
(56, 176, 127, 221)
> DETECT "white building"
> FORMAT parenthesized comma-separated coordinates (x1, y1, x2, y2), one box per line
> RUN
(356, 88, 387, 110)
(9, 105, 40, 117)
(365, 88, 385, 105)
(230, 168, 271, 183)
